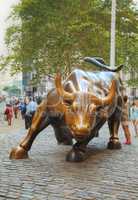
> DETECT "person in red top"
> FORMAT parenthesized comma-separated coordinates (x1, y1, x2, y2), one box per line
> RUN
(4, 104, 13, 126)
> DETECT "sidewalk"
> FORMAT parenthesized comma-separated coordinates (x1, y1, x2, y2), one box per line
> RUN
(0, 114, 25, 134)
(0, 119, 138, 200)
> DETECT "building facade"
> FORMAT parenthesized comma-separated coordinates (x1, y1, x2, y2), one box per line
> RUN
(22, 72, 54, 97)
(0, 68, 22, 96)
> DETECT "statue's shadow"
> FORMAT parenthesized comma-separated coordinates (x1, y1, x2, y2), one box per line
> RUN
(64, 143, 120, 164)
(85, 145, 111, 161)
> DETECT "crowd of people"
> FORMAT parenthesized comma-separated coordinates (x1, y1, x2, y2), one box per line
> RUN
(0, 95, 138, 145)
(0, 96, 42, 129)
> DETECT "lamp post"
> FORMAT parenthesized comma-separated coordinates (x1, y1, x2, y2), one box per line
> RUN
(110, 0, 116, 68)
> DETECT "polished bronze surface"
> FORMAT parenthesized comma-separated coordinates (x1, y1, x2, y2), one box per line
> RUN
(10, 58, 125, 162)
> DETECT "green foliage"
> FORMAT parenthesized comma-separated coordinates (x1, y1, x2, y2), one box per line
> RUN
(2, 0, 138, 84)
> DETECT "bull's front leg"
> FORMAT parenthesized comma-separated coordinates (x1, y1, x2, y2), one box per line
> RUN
(107, 108, 122, 149)
(66, 119, 106, 162)
(10, 102, 50, 159)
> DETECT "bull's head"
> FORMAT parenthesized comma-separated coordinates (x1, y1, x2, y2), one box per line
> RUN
(55, 73, 116, 141)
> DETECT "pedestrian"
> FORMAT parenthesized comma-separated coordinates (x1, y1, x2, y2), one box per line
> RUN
(130, 100, 138, 137)
(13, 98, 19, 119)
(19, 99, 26, 119)
(24, 97, 37, 129)
(4, 104, 13, 126)
(121, 95, 132, 145)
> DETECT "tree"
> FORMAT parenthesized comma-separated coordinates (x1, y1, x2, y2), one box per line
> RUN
(2, 0, 138, 84)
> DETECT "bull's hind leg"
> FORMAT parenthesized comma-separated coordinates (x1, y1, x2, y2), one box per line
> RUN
(107, 108, 122, 149)
(10, 103, 50, 159)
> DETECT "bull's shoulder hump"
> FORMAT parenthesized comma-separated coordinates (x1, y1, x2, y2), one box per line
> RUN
(68, 69, 116, 82)
(69, 69, 85, 77)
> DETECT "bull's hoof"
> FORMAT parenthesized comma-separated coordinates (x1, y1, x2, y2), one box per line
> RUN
(9, 146, 29, 159)
(66, 148, 87, 162)
(107, 141, 121, 150)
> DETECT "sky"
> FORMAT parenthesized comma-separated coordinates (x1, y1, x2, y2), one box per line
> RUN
(0, 0, 19, 55)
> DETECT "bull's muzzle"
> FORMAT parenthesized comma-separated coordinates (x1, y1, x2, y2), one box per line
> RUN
(71, 124, 91, 140)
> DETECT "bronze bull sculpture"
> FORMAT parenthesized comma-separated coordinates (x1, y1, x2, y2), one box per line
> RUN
(10, 57, 125, 162)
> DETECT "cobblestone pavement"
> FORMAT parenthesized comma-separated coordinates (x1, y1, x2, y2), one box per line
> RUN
(0, 119, 138, 200)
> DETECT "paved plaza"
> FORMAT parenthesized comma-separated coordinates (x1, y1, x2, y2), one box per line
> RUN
(0, 118, 138, 200)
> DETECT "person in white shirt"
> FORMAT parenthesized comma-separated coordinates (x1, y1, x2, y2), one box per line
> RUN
(25, 97, 38, 129)
(26, 97, 37, 114)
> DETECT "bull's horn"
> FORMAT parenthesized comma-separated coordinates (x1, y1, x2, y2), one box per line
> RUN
(90, 80, 116, 105)
(55, 73, 75, 100)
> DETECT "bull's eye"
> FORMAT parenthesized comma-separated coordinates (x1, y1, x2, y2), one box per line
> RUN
(63, 99, 73, 106)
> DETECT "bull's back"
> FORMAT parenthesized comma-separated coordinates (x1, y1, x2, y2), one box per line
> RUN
(65, 69, 117, 97)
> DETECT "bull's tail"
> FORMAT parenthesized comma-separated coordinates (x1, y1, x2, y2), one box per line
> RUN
(84, 57, 124, 72)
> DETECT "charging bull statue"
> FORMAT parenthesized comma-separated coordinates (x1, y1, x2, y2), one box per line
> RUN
(10, 57, 125, 162)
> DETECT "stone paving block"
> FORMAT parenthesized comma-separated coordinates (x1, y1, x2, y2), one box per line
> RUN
(0, 124, 138, 199)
